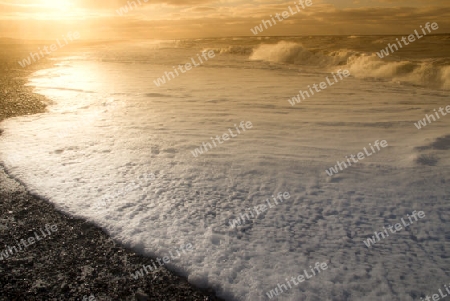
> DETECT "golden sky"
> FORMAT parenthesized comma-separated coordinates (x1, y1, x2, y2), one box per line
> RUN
(0, 0, 449, 40)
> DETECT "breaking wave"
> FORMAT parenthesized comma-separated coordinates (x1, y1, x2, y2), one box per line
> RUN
(347, 55, 450, 90)
(249, 41, 354, 67)
(203, 46, 254, 55)
(249, 41, 450, 90)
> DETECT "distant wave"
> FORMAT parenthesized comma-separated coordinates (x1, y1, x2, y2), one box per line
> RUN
(249, 41, 450, 90)
(347, 55, 450, 90)
(202, 46, 254, 55)
(249, 41, 354, 66)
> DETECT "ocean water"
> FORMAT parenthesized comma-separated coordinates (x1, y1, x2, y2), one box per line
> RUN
(1, 36, 450, 301)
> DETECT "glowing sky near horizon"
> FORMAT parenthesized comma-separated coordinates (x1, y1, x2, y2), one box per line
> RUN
(0, 0, 449, 39)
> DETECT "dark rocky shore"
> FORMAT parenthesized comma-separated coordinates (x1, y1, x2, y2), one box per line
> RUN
(0, 44, 224, 301)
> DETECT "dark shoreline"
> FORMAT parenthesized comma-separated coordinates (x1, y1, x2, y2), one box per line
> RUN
(0, 45, 224, 301)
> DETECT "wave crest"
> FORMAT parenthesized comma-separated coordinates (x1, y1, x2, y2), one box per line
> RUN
(348, 54, 450, 89)
(203, 46, 254, 55)
(249, 41, 450, 89)
(249, 41, 354, 67)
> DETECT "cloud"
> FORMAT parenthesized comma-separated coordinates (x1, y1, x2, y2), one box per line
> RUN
(0, 0, 449, 39)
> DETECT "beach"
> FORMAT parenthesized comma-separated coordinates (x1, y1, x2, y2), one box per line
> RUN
(2, 0, 450, 299)
(0, 37, 449, 301)
(0, 44, 224, 301)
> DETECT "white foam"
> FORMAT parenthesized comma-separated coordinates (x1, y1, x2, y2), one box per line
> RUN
(1, 44, 449, 300)
(250, 41, 450, 90)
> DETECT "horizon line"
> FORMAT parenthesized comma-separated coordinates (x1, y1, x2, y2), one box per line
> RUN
(1, 33, 450, 43)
